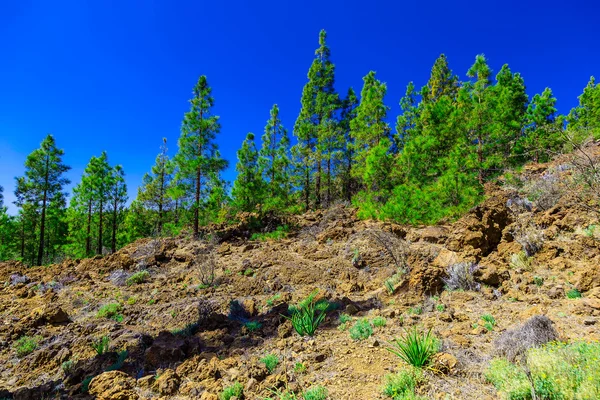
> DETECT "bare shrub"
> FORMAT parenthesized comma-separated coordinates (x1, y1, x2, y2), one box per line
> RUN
(494, 315, 558, 362)
(194, 236, 219, 286)
(443, 262, 480, 291)
(562, 131, 600, 213)
(343, 229, 409, 271)
(512, 222, 545, 257)
(524, 173, 563, 211)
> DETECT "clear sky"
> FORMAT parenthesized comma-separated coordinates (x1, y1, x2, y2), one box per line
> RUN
(1, 0, 598, 214)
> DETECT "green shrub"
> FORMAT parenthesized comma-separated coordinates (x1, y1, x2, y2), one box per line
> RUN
(408, 306, 422, 315)
(294, 362, 306, 374)
(90, 335, 110, 355)
(302, 386, 327, 400)
(481, 314, 496, 331)
(96, 303, 123, 321)
(126, 270, 150, 286)
(244, 321, 262, 332)
(372, 316, 387, 327)
(285, 290, 329, 337)
(386, 327, 440, 368)
(251, 225, 289, 241)
(533, 276, 544, 287)
(126, 296, 137, 305)
(14, 335, 42, 357)
(487, 341, 600, 400)
(266, 293, 282, 306)
(435, 304, 445, 312)
(566, 288, 582, 299)
(243, 268, 255, 277)
(339, 313, 352, 324)
(510, 252, 531, 271)
(383, 368, 426, 399)
(260, 353, 279, 374)
(349, 318, 373, 341)
(220, 382, 244, 400)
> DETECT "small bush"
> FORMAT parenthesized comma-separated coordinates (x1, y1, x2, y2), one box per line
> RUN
(260, 353, 279, 374)
(566, 288, 582, 299)
(383, 368, 425, 399)
(61, 359, 75, 375)
(266, 293, 282, 306)
(533, 276, 544, 287)
(513, 223, 545, 257)
(443, 262, 480, 291)
(285, 290, 329, 337)
(244, 321, 262, 332)
(294, 362, 306, 374)
(408, 306, 422, 315)
(349, 318, 373, 341)
(243, 268, 255, 277)
(302, 386, 328, 400)
(372, 316, 387, 327)
(220, 382, 244, 400)
(196, 243, 217, 287)
(126, 270, 150, 286)
(96, 303, 123, 321)
(91, 335, 110, 355)
(436, 304, 445, 312)
(386, 327, 439, 368)
(339, 313, 352, 324)
(487, 341, 600, 400)
(481, 314, 496, 331)
(14, 335, 42, 357)
(510, 252, 531, 271)
(251, 225, 289, 241)
(494, 315, 558, 361)
(126, 296, 137, 305)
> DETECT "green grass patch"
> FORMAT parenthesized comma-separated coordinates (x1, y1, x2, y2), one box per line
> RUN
(260, 353, 279, 374)
(244, 320, 262, 332)
(302, 386, 328, 400)
(251, 225, 289, 241)
(90, 335, 110, 355)
(126, 270, 150, 286)
(386, 327, 440, 368)
(383, 367, 426, 399)
(566, 288, 582, 299)
(372, 316, 387, 327)
(349, 318, 373, 341)
(96, 303, 123, 321)
(14, 335, 42, 357)
(220, 382, 243, 400)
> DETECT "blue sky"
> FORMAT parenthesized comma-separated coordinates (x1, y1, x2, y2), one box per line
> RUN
(1, 0, 598, 214)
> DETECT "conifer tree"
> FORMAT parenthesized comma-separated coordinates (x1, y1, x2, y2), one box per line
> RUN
(339, 88, 359, 201)
(232, 133, 263, 212)
(568, 76, 600, 137)
(175, 75, 227, 237)
(16, 134, 70, 265)
(395, 82, 419, 151)
(89, 152, 112, 255)
(259, 104, 291, 211)
(520, 88, 560, 162)
(421, 54, 458, 103)
(350, 71, 391, 189)
(138, 138, 173, 235)
(466, 54, 494, 183)
(293, 29, 339, 210)
(109, 165, 127, 253)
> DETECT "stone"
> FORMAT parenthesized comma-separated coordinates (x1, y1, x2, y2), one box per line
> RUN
(88, 371, 139, 400)
(153, 369, 180, 395)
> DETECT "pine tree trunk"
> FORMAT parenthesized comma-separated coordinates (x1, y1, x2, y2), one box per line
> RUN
(20, 219, 25, 259)
(316, 161, 321, 209)
(327, 154, 332, 207)
(97, 198, 103, 255)
(194, 167, 201, 238)
(37, 156, 50, 266)
(111, 197, 117, 253)
(158, 169, 164, 236)
(85, 198, 92, 256)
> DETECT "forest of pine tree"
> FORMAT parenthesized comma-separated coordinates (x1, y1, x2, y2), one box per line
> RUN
(1, 30, 599, 265)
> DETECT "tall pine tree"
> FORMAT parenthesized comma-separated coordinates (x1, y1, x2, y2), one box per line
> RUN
(175, 75, 227, 237)
(232, 133, 263, 212)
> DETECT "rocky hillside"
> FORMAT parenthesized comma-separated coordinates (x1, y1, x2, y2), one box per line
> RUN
(1, 148, 599, 400)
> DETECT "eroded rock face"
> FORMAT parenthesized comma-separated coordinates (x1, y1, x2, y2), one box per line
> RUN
(89, 371, 139, 400)
(153, 368, 180, 395)
(145, 331, 201, 368)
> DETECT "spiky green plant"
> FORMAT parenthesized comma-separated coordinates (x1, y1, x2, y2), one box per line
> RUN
(91, 335, 110, 355)
(220, 382, 243, 400)
(386, 327, 440, 368)
(284, 290, 329, 337)
(260, 353, 279, 374)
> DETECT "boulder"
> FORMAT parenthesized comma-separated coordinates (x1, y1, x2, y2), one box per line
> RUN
(88, 371, 139, 400)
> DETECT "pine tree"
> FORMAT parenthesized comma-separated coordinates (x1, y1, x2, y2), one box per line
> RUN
(109, 165, 127, 253)
(339, 88, 359, 201)
(350, 71, 391, 189)
(520, 88, 560, 162)
(16, 135, 70, 265)
(175, 75, 227, 237)
(89, 152, 112, 255)
(395, 81, 419, 151)
(568, 76, 600, 137)
(259, 105, 291, 211)
(232, 133, 263, 212)
(292, 29, 339, 210)
(0, 184, 3, 208)
(466, 54, 494, 183)
(138, 138, 173, 235)
(421, 54, 458, 103)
